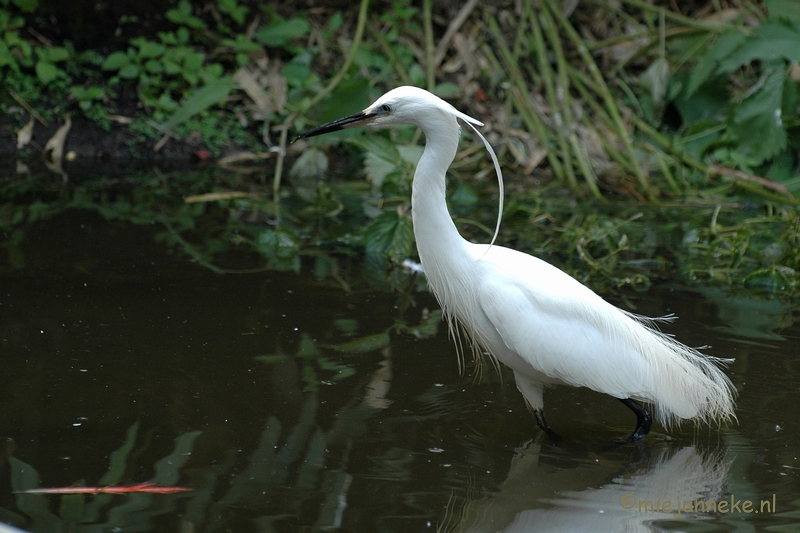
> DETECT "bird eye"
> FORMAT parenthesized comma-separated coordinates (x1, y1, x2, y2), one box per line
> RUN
(380, 104, 392, 113)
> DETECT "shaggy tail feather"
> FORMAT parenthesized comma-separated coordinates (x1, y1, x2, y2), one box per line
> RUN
(626, 312, 737, 428)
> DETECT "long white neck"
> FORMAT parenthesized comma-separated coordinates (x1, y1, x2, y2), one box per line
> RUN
(411, 115, 473, 311)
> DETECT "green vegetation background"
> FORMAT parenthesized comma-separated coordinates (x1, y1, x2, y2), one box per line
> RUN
(1, 0, 799, 295)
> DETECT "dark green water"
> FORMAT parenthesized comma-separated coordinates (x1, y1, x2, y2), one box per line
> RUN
(1, 208, 798, 532)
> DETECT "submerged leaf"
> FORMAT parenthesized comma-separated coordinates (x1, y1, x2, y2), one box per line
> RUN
(330, 332, 390, 353)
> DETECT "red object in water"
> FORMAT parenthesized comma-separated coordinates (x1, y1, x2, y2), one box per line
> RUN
(19, 482, 192, 495)
(195, 150, 210, 161)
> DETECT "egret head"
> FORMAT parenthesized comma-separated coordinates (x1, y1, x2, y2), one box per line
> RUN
(296, 86, 484, 140)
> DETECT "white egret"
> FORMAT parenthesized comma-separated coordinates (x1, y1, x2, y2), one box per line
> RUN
(297, 86, 736, 441)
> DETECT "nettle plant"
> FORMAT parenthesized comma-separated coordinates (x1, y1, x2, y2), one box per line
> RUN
(670, 0, 800, 182)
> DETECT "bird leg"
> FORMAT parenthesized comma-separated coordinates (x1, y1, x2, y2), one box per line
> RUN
(534, 409, 549, 432)
(533, 409, 561, 440)
(619, 398, 653, 441)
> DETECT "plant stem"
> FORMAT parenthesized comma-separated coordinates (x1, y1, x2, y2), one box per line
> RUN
(422, 0, 435, 91)
(306, 0, 370, 111)
(547, 2, 652, 199)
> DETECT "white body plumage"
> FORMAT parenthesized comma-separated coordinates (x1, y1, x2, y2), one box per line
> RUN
(299, 86, 736, 440)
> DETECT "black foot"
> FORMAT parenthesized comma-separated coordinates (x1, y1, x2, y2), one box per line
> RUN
(619, 398, 653, 442)
(533, 409, 561, 440)
(534, 409, 549, 432)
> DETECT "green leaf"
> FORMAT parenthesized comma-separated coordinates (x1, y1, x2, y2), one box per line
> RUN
(34, 60, 59, 83)
(144, 59, 164, 73)
(409, 309, 443, 339)
(152, 430, 202, 485)
(349, 135, 404, 187)
(289, 147, 329, 180)
(729, 67, 787, 163)
(329, 332, 390, 353)
(255, 17, 310, 47)
(296, 333, 320, 359)
(434, 82, 460, 98)
(365, 210, 413, 261)
(767, 0, 800, 28)
(254, 228, 301, 271)
(329, 11, 343, 31)
(137, 40, 166, 59)
(161, 76, 234, 130)
(101, 51, 130, 71)
(46, 46, 69, 62)
(743, 267, 795, 293)
(99, 421, 140, 485)
(17, 0, 38, 13)
(218, 0, 248, 25)
(0, 41, 14, 68)
(686, 31, 746, 96)
(118, 63, 140, 79)
(166, 0, 207, 29)
(718, 22, 800, 72)
(450, 182, 479, 208)
(254, 354, 289, 364)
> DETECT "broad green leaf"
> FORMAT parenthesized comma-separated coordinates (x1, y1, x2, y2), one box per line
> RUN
(118, 63, 140, 79)
(329, 11, 343, 31)
(744, 267, 795, 292)
(255, 228, 299, 258)
(255, 17, 310, 47)
(290, 147, 329, 180)
(34, 60, 58, 83)
(166, 0, 207, 29)
(101, 51, 130, 70)
(161, 76, 234, 130)
(46, 46, 69, 62)
(0, 41, 13, 67)
(686, 31, 746, 95)
(397, 145, 423, 166)
(218, 0, 248, 25)
(434, 82, 460, 98)
(365, 210, 413, 261)
(767, 0, 800, 28)
(144, 59, 164, 73)
(363, 152, 398, 187)
(730, 68, 787, 163)
(718, 22, 800, 72)
(349, 136, 405, 187)
(137, 40, 166, 59)
(409, 309, 443, 339)
(450, 182, 479, 208)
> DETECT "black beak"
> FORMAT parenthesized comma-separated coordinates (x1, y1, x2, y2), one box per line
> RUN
(295, 110, 380, 141)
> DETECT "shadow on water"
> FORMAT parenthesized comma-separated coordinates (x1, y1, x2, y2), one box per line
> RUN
(1, 178, 799, 531)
